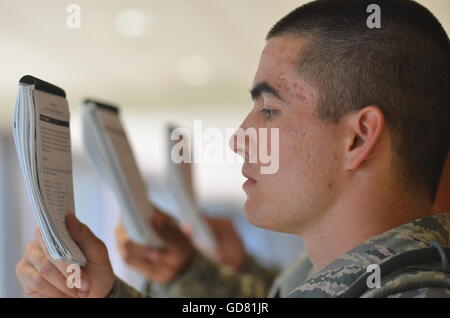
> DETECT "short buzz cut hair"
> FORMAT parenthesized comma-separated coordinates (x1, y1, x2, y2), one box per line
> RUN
(267, 0, 450, 201)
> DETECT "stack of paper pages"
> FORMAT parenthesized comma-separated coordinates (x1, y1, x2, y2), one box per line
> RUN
(82, 100, 164, 247)
(166, 125, 217, 257)
(13, 75, 87, 266)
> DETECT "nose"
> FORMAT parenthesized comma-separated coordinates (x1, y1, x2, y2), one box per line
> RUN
(229, 129, 246, 159)
(229, 128, 257, 164)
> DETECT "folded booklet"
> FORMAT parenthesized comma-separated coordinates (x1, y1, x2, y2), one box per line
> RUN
(166, 125, 217, 257)
(13, 75, 87, 266)
(81, 99, 164, 247)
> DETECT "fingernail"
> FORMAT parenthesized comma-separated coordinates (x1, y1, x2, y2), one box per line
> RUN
(79, 278, 90, 292)
(147, 250, 157, 261)
(77, 290, 89, 298)
(66, 214, 75, 228)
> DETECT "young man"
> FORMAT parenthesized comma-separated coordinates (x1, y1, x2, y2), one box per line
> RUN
(16, 0, 450, 298)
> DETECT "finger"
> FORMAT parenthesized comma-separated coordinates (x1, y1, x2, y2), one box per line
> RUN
(116, 235, 165, 278)
(120, 246, 166, 279)
(152, 205, 166, 216)
(18, 260, 70, 298)
(147, 247, 181, 270)
(206, 218, 233, 240)
(115, 226, 129, 252)
(151, 210, 167, 229)
(204, 218, 222, 238)
(152, 214, 186, 243)
(118, 239, 153, 263)
(115, 223, 128, 244)
(139, 254, 176, 284)
(34, 229, 74, 279)
(116, 221, 159, 258)
(147, 248, 168, 263)
(180, 223, 193, 237)
(115, 222, 151, 258)
(129, 256, 164, 279)
(25, 242, 79, 297)
(65, 213, 109, 265)
(33, 228, 91, 296)
(148, 248, 191, 282)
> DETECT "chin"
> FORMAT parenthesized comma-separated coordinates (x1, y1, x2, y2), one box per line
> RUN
(243, 200, 277, 231)
(244, 200, 297, 235)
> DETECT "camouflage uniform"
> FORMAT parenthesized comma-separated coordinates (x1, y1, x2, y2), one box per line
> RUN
(108, 214, 450, 298)
(108, 253, 282, 298)
(107, 249, 313, 298)
(288, 213, 450, 298)
(148, 254, 278, 298)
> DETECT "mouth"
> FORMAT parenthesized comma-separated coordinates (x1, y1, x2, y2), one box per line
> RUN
(242, 167, 257, 192)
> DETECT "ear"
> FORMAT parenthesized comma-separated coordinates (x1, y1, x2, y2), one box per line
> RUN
(343, 106, 385, 171)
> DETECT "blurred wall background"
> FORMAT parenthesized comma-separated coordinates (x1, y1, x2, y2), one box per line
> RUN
(0, 0, 449, 297)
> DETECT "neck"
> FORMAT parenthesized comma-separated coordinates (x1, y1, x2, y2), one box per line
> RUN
(300, 178, 433, 273)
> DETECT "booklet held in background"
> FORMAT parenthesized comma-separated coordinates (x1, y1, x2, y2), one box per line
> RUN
(167, 125, 217, 257)
(82, 100, 164, 247)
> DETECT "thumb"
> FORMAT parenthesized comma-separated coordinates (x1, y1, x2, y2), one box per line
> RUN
(65, 214, 109, 265)
(180, 223, 193, 238)
(151, 212, 185, 243)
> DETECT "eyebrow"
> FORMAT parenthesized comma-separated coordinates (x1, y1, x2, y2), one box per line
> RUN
(250, 81, 282, 101)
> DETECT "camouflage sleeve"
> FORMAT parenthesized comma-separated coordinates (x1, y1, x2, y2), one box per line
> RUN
(107, 276, 146, 298)
(361, 270, 450, 298)
(386, 287, 450, 298)
(149, 250, 277, 298)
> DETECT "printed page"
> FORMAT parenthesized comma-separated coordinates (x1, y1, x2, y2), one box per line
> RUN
(34, 89, 86, 265)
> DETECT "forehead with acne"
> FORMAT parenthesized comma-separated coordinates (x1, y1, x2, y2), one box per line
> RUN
(255, 36, 318, 106)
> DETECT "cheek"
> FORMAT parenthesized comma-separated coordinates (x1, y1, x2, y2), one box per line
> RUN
(271, 122, 334, 192)
(279, 125, 315, 173)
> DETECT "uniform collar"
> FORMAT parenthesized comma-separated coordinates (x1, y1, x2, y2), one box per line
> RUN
(288, 213, 450, 297)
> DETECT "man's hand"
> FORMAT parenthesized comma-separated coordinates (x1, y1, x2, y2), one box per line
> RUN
(204, 218, 248, 272)
(16, 214, 114, 298)
(116, 209, 194, 284)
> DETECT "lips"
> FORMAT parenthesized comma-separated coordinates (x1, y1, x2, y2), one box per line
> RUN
(242, 166, 257, 192)
(242, 166, 257, 183)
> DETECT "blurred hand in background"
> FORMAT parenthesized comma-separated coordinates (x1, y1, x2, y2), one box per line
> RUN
(116, 211, 249, 284)
(201, 217, 248, 272)
(115, 208, 194, 284)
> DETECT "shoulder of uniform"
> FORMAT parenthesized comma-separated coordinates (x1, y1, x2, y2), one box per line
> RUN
(362, 270, 450, 298)
(384, 287, 450, 298)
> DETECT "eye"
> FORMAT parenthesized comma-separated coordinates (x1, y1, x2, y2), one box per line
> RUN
(261, 108, 278, 118)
